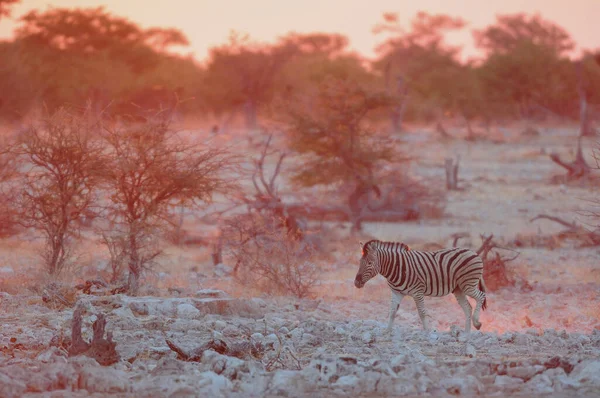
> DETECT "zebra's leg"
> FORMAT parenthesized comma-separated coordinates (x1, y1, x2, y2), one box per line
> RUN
(387, 291, 405, 334)
(413, 294, 429, 331)
(464, 286, 486, 330)
(453, 288, 473, 333)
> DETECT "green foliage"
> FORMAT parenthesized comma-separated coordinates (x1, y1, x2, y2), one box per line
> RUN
(373, 12, 468, 121)
(284, 77, 398, 187)
(0, 6, 197, 120)
(475, 14, 578, 119)
(473, 13, 574, 57)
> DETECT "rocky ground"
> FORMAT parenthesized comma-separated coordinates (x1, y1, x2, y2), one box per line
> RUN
(1, 289, 600, 397)
(1, 124, 600, 397)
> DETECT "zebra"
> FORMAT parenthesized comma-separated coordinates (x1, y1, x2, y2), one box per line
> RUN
(354, 239, 488, 333)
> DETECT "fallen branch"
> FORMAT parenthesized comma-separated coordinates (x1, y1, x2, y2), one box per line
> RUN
(530, 213, 600, 247)
(549, 135, 590, 179)
(530, 214, 578, 229)
(165, 337, 263, 362)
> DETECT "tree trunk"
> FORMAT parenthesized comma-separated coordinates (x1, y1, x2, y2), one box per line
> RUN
(47, 232, 65, 275)
(445, 157, 460, 190)
(384, 63, 408, 134)
(577, 61, 593, 137)
(244, 100, 258, 131)
(127, 231, 140, 295)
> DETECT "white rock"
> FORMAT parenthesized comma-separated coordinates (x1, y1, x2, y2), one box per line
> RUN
(334, 326, 346, 335)
(507, 365, 544, 380)
(279, 326, 290, 335)
(440, 375, 483, 395)
(213, 320, 227, 330)
(569, 360, 600, 387)
(0, 372, 26, 398)
(251, 332, 265, 343)
(269, 370, 303, 395)
(526, 373, 554, 394)
(35, 346, 67, 363)
(361, 331, 375, 344)
(78, 364, 131, 393)
(176, 303, 201, 319)
(334, 375, 359, 390)
(464, 343, 476, 358)
(198, 371, 233, 396)
(494, 375, 524, 390)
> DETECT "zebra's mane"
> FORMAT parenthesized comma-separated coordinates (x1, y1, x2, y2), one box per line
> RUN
(363, 239, 410, 254)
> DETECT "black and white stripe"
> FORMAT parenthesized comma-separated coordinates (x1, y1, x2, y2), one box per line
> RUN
(354, 239, 488, 333)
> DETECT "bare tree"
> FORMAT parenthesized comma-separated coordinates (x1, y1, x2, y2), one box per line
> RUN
(10, 108, 103, 275)
(220, 134, 317, 297)
(100, 116, 233, 294)
(0, 139, 18, 237)
(239, 134, 303, 239)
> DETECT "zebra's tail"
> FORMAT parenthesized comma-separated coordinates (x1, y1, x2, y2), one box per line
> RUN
(479, 277, 488, 311)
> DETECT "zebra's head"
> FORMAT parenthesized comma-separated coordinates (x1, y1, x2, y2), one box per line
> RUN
(355, 240, 379, 288)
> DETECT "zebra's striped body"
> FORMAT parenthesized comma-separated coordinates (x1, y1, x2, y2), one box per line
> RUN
(354, 239, 488, 333)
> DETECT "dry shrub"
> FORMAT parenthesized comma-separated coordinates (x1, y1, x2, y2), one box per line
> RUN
(484, 252, 517, 291)
(340, 169, 447, 223)
(9, 108, 103, 275)
(223, 214, 319, 298)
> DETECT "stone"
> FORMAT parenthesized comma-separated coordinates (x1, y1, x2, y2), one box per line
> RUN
(526, 373, 555, 394)
(0, 372, 26, 398)
(506, 365, 544, 381)
(439, 375, 484, 395)
(569, 360, 600, 387)
(269, 370, 305, 396)
(334, 374, 359, 390)
(494, 375, 524, 391)
(464, 343, 476, 358)
(361, 331, 375, 344)
(35, 346, 67, 363)
(279, 326, 290, 335)
(176, 303, 201, 319)
(78, 363, 131, 393)
(213, 320, 227, 330)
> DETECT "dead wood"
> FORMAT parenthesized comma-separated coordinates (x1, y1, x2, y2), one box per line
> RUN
(69, 305, 120, 365)
(445, 156, 460, 190)
(549, 144, 591, 178)
(475, 234, 522, 291)
(530, 213, 600, 247)
(530, 214, 578, 229)
(165, 337, 264, 362)
(41, 282, 75, 308)
(74, 279, 108, 295)
(550, 81, 592, 179)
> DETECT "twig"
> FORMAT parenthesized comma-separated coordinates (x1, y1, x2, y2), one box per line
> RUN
(265, 332, 283, 372)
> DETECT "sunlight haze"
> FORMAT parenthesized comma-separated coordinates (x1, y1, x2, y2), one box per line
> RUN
(1, 0, 598, 62)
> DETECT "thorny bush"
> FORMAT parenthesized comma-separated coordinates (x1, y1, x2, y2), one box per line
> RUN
(223, 213, 319, 298)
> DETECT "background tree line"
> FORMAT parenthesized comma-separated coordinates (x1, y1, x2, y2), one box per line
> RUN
(0, 3, 599, 129)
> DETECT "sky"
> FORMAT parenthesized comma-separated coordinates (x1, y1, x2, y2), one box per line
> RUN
(0, 0, 598, 62)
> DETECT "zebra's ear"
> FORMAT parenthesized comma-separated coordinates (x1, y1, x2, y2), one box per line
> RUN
(359, 241, 364, 255)
(359, 241, 364, 248)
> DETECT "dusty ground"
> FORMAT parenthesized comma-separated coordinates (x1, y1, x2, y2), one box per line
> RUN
(1, 123, 600, 397)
